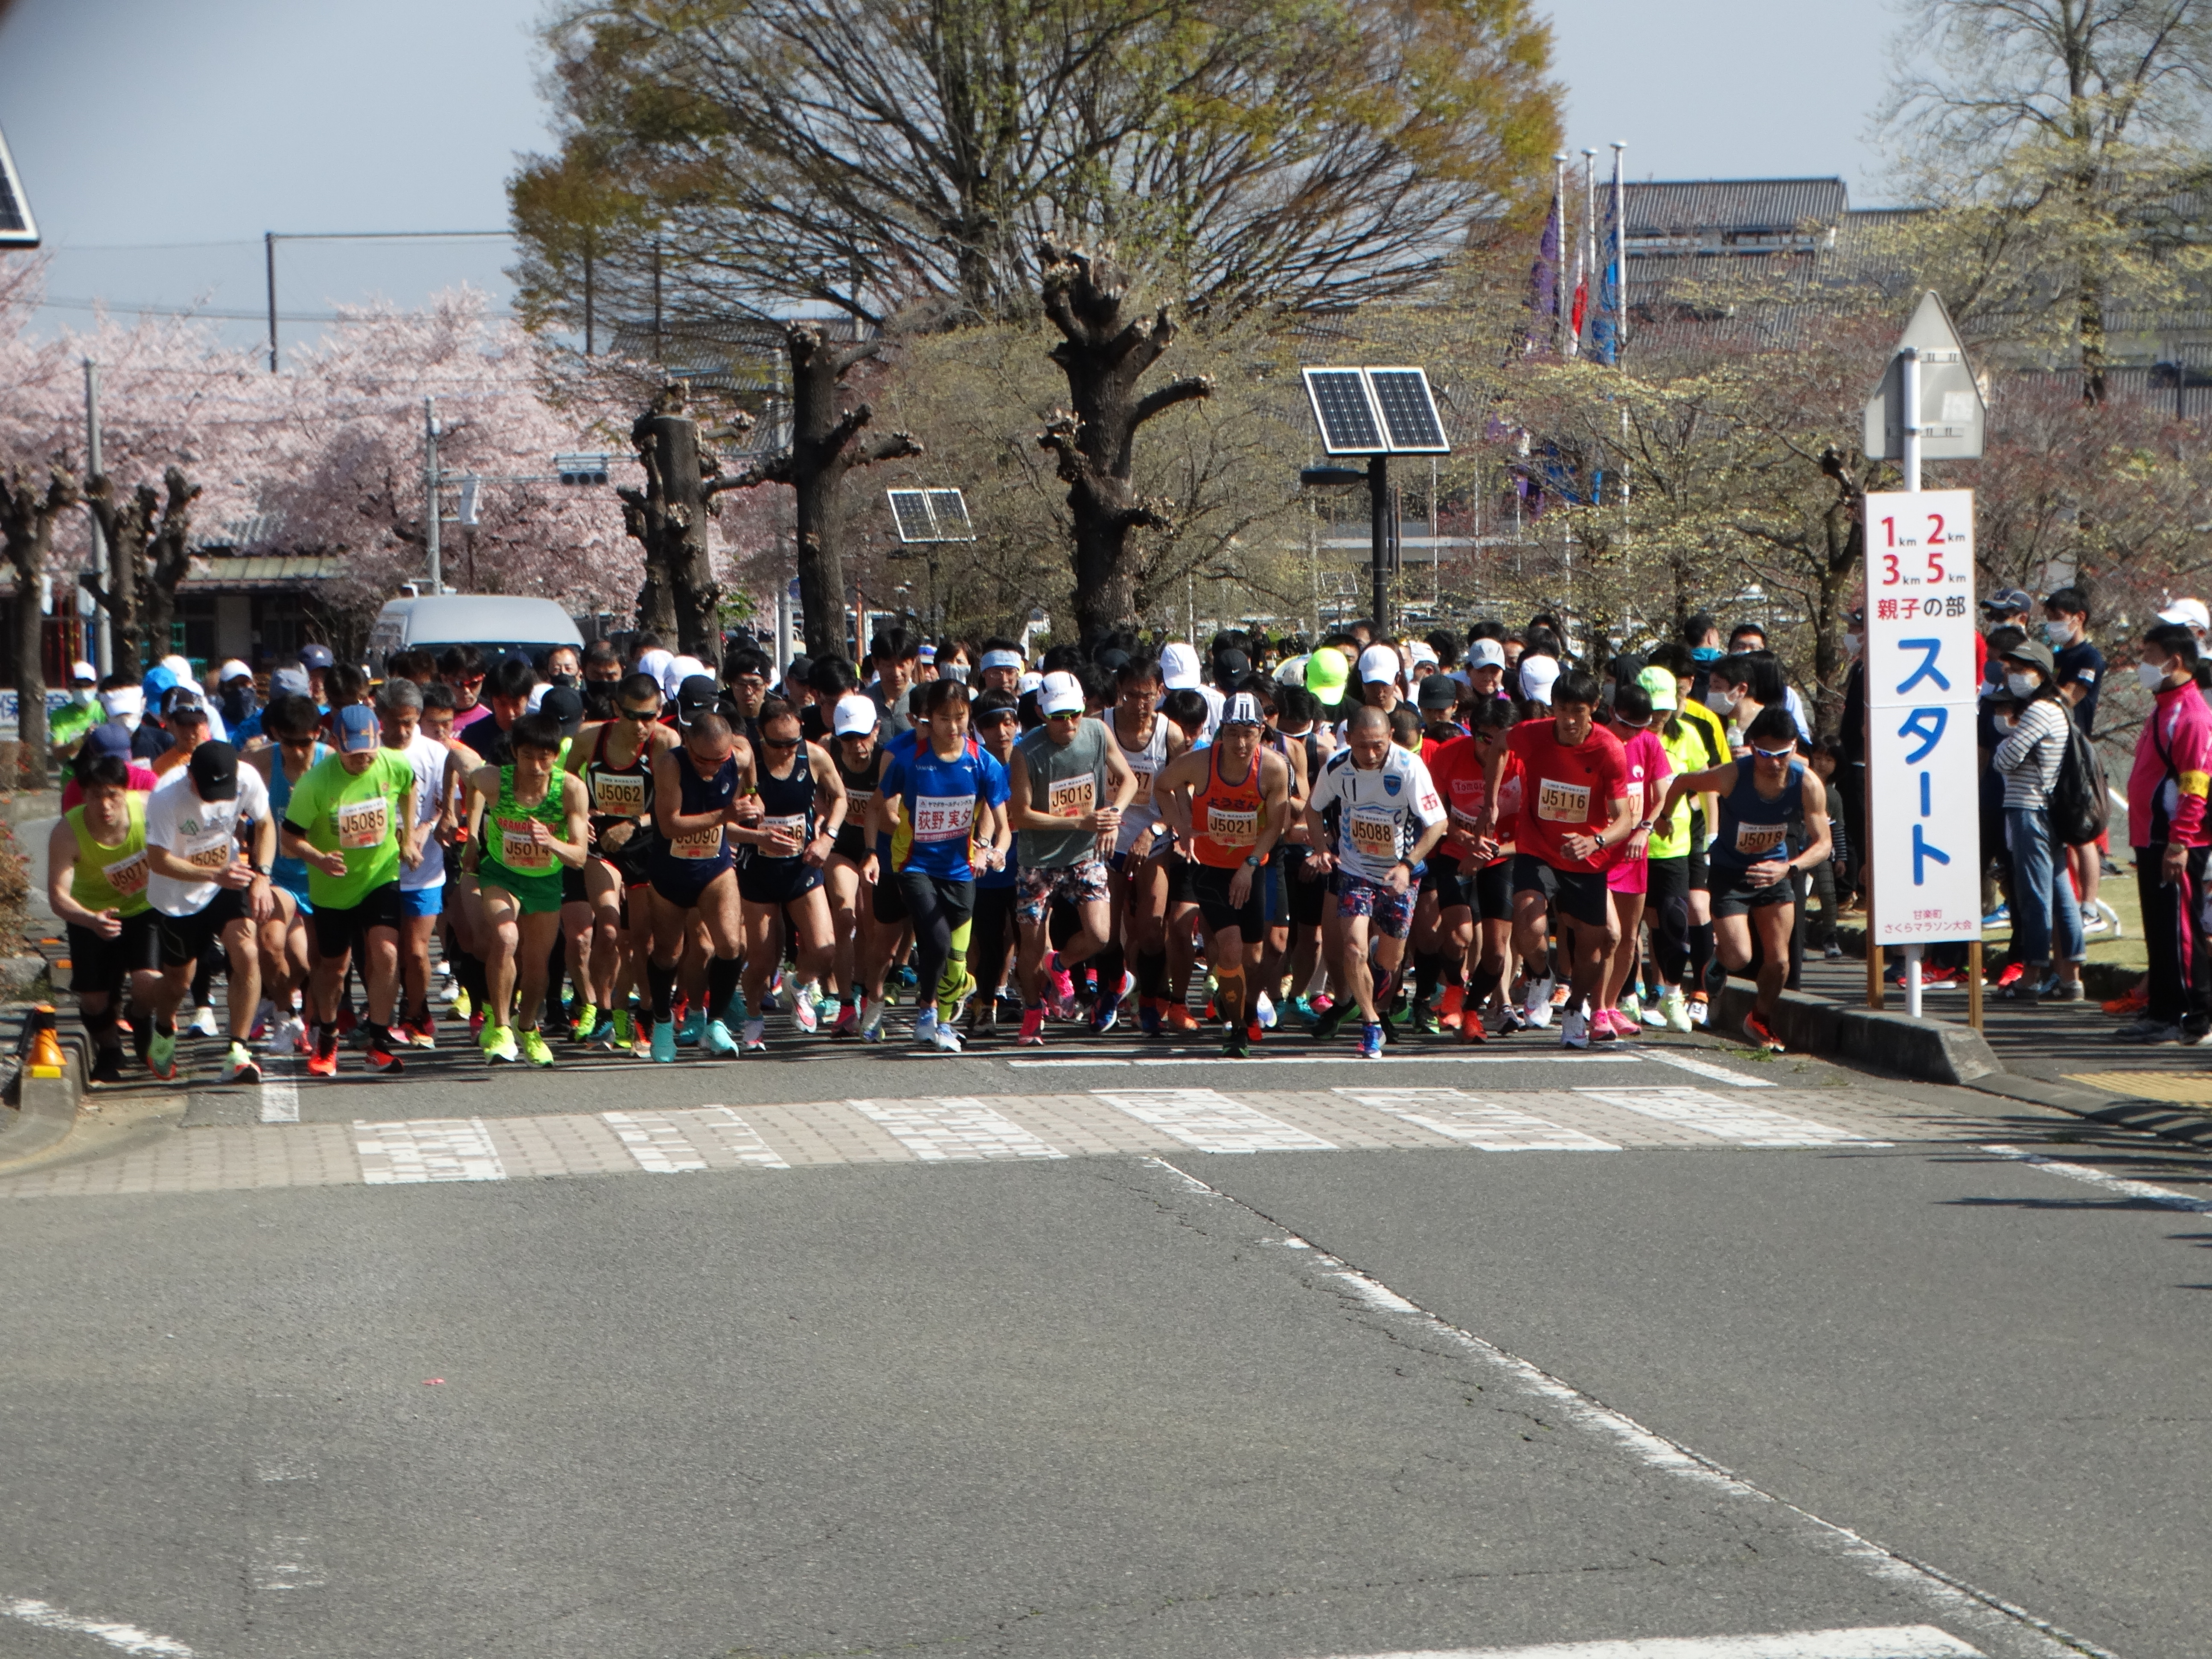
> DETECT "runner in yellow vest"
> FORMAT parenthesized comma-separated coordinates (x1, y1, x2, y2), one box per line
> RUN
(46, 752, 159, 1085)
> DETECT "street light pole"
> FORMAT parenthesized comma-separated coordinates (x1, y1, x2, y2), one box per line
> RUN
(1369, 454, 1390, 635)
(84, 357, 111, 673)
(424, 397, 444, 594)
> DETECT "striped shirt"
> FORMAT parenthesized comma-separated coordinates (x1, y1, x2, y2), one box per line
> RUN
(1993, 697, 2069, 809)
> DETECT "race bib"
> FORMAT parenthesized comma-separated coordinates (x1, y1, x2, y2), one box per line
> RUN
(1047, 774, 1094, 819)
(335, 797, 388, 850)
(1448, 804, 1484, 837)
(1128, 763, 1155, 807)
(844, 789, 872, 818)
(760, 812, 809, 850)
(1735, 822, 1787, 857)
(1348, 810, 1398, 859)
(498, 817, 553, 870)
(103, 850, 148, 896)
(591, 772, 646, 815)
(912, 794, 975, 843)
(669, 825, 725, 861)
(1206, 804, 1258, 847)
(185, 833, 233, 872)
(1535, 777, 1590, 824)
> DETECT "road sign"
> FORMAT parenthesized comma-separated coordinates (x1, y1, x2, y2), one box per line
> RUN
(1863, 291, 1984, 462)
(1864, 487, 1980, 945)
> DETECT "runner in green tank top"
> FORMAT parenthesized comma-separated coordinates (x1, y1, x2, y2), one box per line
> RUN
(465, 711, 590, 1067)
(46, 752, 160, 1084)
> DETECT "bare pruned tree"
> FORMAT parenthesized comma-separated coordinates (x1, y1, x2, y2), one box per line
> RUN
(0, 463, 82, 787)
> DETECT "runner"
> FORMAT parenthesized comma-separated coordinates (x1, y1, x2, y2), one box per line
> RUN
(645, 712, 754, 1060)
(865, 677, 1010, 1053)
(1477, 671, 1637, 1050)
(1154, 692, 1292, 1056)
(1105, 655, 1188, 1035)
(967, 690, 1025, 1034)
(822, 692, 888, 1037)
(732, 697, 847, 1051)
(1417, 697, 1519, 1041)
(279, 704, 420, 1078)
(1302, 705, 1447, 1058)
(1651, 706, 1831, 1052)
(46, 753, 160, 1085)
(465, 711, 591, 1065)
(1593, 679, 1670, 1038)
(1007, 671, 1136, 1045)
(243, 694, 330, 1056)
(376, 677, 451, 1046)
(568, 671, 675, 1055)
(142, 742, 275, 1084)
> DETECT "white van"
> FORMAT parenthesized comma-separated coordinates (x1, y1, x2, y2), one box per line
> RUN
(365, 595, 585, 674)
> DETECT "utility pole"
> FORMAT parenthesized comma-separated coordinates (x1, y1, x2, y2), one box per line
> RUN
(84, 358, 111, 673)
(265, 232, 279, 373)
(1368, 454, 1390, 636)
(424, 398, 444, 594)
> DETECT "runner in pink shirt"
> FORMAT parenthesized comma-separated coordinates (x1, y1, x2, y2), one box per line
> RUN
(1595, 679, 1670, 1038)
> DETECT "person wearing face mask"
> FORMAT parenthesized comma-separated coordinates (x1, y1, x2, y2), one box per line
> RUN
(1837, 608, 1869, 914)
(2119, 622, 2212, 1043)
(1682, 612, 1724, 702)
(50, 661, 102, 755)
(1990, 638, 2085, 1001)
(2041, 586, 2110, 935)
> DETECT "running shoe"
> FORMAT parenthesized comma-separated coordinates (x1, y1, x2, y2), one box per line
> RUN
(1742, 1010, 1785, 1053)
(1459, 1012, 1487, 1044)
(225, 1042, 261, 1085)
(1091, 987, 1122, 1034)
(859, 997, 886, 1043)
(740, 1018, 768, 1054)
(1619, 993, 1643, 1027)
(147, 1024, 178, 1080)
(675, 1007, 705, 1047)
(250, 1000, 273, 1043)
(2113, 1017, 2183, 1044)
(306, 1042, 337, 1079)
(1222, 1026, 1252, 1058)
(1415, 1002, 1441, 1035)
(1982, 903, 2011, 928)
(518, 1029, 555, 1068)
(1523, 976, 1557, 1030)
(2042, 979, 2087, 1002)
(395, 1019, 437, 1049)
(914, 1007, 939, 1046)
(2104, 981, 2149, 1016)
(1549, 983, 1571, 1009)
(1588, 1009, 1618, 1044)
(1016, 1007, 1047, 1047)
(1640, 996, 1668, 1028)
(929, 1019, 964, 1053)
(469, 1010, 486, 1041)
(2082, 909, 2111, 935)
(570, 1003, 600, 1043)
(480, 1024, 518, 1065)
(770, 970, 793, 1013)
(894, 963, 918, 990)
(1687, 992, 1710, 1027)
(706, 1018, 739, 1057)
(1164, 1004, 1200, 1035)
(1659, 988, 1692, 1033)
(947, 972, 978, 1029)
(1560, 1008, 1590, 1050)
(449, 986, 472, 1021)
(1359, 1021, 1384, 1059)
(1255, 989, 1278, 1030)
(188, 1004, 219, 1038)
(650, 1019, 677, 1062)
(364, 1028, 405, 1072)
(792, 983, 820, 1034)
(1495, 1004, 1529, 1036)
(1310, 998, 1349, 1042)
(1436, 985, 1463, 1030)
(604, 1007, 634, 1051)
(90, 1047, 124, 1086)
(832, 1000, 860, 1038)
(274, 1015, 309, 1055)
(1046, 955, 1075, 1018)
(1139, 998, 1164, 1037)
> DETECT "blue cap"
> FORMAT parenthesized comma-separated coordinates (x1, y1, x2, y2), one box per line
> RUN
(335, 704, 379, 753)
(141, 664, 178, 702)
(84, 722, 133, 762)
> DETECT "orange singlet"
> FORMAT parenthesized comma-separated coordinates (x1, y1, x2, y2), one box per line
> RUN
(1188, 744, 1268, 869)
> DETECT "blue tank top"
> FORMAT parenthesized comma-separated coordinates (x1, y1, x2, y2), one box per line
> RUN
(268, 742, 332, 893)
(652, 750, 740, 876)
(1711, 760, 1803, 876)
(751, 743, 815, 864)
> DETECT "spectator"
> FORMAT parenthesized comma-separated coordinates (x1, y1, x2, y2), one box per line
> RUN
(2044, 585, 2110, 935)
(1804, 737, 1850, 960)
(867, 626, 922, 736)
(2119, 621, 2212, 1042)
(1991, 638, 2084, 1001)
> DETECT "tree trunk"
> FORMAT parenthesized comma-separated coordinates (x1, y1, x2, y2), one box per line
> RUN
(619, 384, 716, 661)
(85, 474, 147, 678)
(714, 322, 923, 662)
(1035, 242, 1213, 650)
(0, 466, 80, 790)
(139, 468, 201, 669)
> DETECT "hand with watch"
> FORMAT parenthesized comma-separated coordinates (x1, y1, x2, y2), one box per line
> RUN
(1228, 848, 1266, 907)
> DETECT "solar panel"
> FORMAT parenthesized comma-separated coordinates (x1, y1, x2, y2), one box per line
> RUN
(0, 126, 37, 247)
(886, 489, 936, 543)
(1303, 369, 1385, 454)
(923, 489, 975, 541)
(1367, 369, 1449, 453)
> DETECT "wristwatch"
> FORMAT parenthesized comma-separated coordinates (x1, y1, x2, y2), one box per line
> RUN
(1244, 853, 1264, 868)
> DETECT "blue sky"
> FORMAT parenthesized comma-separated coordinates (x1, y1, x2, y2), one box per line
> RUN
(0, 0, 1898, 345)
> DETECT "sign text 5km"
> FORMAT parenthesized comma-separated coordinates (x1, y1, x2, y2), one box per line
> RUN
(1864, 488, 1979, 946)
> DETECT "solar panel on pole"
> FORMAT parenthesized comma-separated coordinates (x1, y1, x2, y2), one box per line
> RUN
(0, 126, 38, 247)
(1365, 369, 1449, 453)
(886, 489, 937, 542)
(923, 489, 975, 541)
(1303, 369, 1386, 454)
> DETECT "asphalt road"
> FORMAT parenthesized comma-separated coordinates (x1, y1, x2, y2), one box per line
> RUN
(3, 1020, 2206, 1659)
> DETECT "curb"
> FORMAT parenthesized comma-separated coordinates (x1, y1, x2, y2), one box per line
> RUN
(1711, 979, 2002, 1087)
(0, 1016, 84, 1169)
(1964, 1069, 2212, 1153)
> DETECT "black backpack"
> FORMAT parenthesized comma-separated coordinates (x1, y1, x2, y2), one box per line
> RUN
(2050, 701, 2109, 847)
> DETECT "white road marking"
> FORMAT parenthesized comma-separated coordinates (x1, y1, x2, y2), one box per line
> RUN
(1155, 1157, 2111, 1659)
(1982, 1143, 2212, 1211)
(1641, 1047, 1777, 1087)
(1093, 1088, 1334, 1153)
(248, 1534, 326, 1592)
(849, 1097, 1065, 1161)
(353, 1118, 507, 1183)
(1335, 1086, 1619, 1151)
(0, 1596, 198, 1656)
(603, 1111, 708, 1172)
(1576, 1088, 1889, 1148)
(1318, 1626, 1982, 1659)
(256, 1052, 300, 1123)
(1005, 1052, 1647, 1070)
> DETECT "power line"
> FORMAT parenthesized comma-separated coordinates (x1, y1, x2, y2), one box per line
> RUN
(35, 296, 518, 323)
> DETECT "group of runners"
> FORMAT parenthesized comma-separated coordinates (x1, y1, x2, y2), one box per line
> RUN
(45, 616, 1833, 1083)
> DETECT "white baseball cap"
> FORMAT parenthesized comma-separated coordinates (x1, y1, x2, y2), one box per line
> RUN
(1041, 671, 1085, 715)
(70, 659, 98, 683)
(1159, 641, 1202, 690)
(663, 654, 708, 699)
(2159, 597, 2210, 632)
(832, 693, 879, 737)
(1274, 652, 1310, 687)
(637, 647, 675, 687)
(1017, 670, 1044, 695)
(1467, 639, 1507, 670)
(218, 658, 253, 683)
(1356, 643, 1402, 686)
(1519, 654, 1561, 701)
(1406, 640, 1438, 668)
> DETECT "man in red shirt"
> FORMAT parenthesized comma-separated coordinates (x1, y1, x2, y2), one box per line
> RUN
(1419, 698, 1519, 1041)
(1478, 669, 1639, 1049)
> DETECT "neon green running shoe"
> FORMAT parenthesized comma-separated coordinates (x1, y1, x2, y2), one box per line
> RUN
(480, 1022, 518, 1064)
(569, 1002, 599, 1042)
(603, 1007, 634, 1052)
(519, 1028, 555, 1068)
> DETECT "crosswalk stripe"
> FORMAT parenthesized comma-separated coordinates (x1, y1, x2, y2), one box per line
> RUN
(1318, 1624, 1982, 1658)
(1574, 1088, 1889, 1148)
(1642, 1048, 1778, 1088)
(1336, 1086, 1620, 1151)
(353, 1118, 507, 1184)
(849, 1098, 1065, 1161)
(1091, 1088, 1335, 1153)
(602, 1111, 709, 1172)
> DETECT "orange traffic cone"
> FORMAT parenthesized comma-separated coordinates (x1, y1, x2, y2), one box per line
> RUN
(26, 1004, 65, 1079)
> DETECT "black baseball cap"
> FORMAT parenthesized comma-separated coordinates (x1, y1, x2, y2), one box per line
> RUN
(299, 643, 335, 670)
(1417, 674, 1459, 712)
(675, 674, 719, 726)
(189, 741, 239, 802)
(539, 685, 585, 736)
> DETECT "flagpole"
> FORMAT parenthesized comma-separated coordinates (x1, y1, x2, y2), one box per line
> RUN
(1581, 148, 1598, 359)
(1553, 153, 1567, 353)
(1610, 142, 1627, 363)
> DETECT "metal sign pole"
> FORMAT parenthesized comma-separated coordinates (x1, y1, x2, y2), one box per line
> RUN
(1898, 345, 1924, 1019)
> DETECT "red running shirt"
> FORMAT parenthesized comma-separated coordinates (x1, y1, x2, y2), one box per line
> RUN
(1427, 735, 1520, 867)
(1503, 717, 1630, 873)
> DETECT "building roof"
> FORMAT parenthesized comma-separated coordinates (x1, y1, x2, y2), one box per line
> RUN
(1624, 178, 1850, 247)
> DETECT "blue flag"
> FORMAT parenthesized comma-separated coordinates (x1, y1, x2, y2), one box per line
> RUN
(1525, 192, 1559, 356)
(1591, 187, 1620, 366)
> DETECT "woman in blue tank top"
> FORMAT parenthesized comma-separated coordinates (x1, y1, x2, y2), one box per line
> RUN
(642, 713, 754, 1062)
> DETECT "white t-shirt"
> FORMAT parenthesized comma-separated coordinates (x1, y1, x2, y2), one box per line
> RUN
(144, 766, 272, 917)
(1305, 745, 1445, 883)
(395, 734, 449, 891)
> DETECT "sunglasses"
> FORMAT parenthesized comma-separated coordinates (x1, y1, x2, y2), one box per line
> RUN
(618, 705, 660, 722)
(760, 735, 800, 750)
(1751, 745, 1796, 760)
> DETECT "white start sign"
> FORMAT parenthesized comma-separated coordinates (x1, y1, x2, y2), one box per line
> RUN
(1864, 488, 1980, 945)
